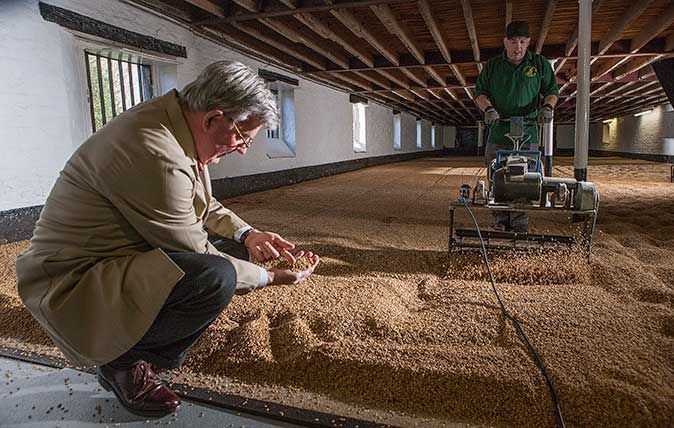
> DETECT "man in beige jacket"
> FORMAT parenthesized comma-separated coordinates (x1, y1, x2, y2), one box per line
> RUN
(16, 61, 319, 417)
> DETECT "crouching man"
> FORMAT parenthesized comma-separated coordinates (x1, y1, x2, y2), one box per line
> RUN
(16, 61, 319, 417)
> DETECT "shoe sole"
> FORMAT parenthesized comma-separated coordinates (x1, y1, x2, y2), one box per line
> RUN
(97, 372, 180, 418)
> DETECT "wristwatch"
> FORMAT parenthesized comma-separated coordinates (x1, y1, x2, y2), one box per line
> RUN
(240, 228, 255, 245)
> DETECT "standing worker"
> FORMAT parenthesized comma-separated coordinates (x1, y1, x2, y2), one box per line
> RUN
(475, 20, 559, 232)
(16, 61, 319, 417)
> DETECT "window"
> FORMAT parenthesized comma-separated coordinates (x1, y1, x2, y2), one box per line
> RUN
(431, 125, 437, 148)
(259, 69, 298, 158)
(266, 90, 280, 140)
(393, 113, 401, 151)
(353, 103, 367, 153)
(416, 120, 422, 148)
(85, 50, 153, 132)
(264, 86, 296, 158)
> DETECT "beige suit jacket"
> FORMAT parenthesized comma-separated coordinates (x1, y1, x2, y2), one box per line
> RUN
(16, 90, 264, 367)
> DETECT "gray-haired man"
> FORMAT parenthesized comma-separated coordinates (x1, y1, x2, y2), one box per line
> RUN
(16, 61, 319, 417)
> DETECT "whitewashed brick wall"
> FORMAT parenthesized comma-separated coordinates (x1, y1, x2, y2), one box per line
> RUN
(0, 0, 447, 211)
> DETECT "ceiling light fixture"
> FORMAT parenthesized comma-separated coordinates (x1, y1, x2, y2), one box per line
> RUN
(634, 109, 653, 117)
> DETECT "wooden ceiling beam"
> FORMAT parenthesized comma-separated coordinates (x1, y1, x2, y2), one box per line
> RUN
(326, 0, 399, 66)
(505, 0, 512, 28)
(459, 0, 482, 73)
(194, 0, 411, 24)
(429, 89, 469, 122)
(613, 55, 664, 81)
(230, 22, 326, 70)
(591, 57, 630, 82)
(185, 0, 226, 17)
(598, 1, 652, 55)
(666, 32, 674, 52)
(200, 26, 304, 72)
(418, 0, 468, 87)
(353, 71, 391, 90)
(375, 69, 409, 89)
(445, 88, 477, 122)
(370, 4, 425, 64)
(424, 66, 445, 87)
(630, 2, 674, 53)
(639, 65, 655, 80)
(536, 0, 558, 54)
(332, 73, 374, 91)
(400, 68, 427, 87)
(281, 6, 375, 67)
(260, 19, 351, 68)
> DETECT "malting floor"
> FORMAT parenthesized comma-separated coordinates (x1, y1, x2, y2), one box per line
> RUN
(1, 156, 673, 427)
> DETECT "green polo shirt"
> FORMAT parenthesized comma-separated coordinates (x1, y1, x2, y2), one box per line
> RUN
(475, 50, 558, 147)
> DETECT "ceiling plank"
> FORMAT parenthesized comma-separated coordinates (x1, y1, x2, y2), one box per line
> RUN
(459, 0, 482, 73)
(505, 0, 512, 28)
(195, 0, 412, 24)
(400, 68, 427, 87)
(370, 4, 425, 64)
(376, 69, 409, 88)
(591, 57, 630, 82)
(598, 1, 652, 55)
(630, 3, 674, 53)
(230, 22, 326, 70)
(294, 12, 374, 67)
(262, 19, 350, 68)
(417, 0, 468, 87)
(666, 32, 674, 52)
(353, 71, 392, 89)
(424, 66, 445, 87)
(326, 0, 400, 66)
(613, 55, 664, 81)
(185, 0, 225, 17)
(536, 0, 558, 54)
(332, 72, 373, 91)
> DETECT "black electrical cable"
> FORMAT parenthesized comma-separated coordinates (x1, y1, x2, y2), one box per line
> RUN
(459, 198, 566, 428)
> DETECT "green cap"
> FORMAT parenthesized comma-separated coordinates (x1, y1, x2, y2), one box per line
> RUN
(506, 21, 530, 38)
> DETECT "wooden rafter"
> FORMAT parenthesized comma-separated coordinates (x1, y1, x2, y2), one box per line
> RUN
(666, 32, 674, 52)
(194, 0, 411, 25)
(370, 4, 425, 64)
(630, 2, 674, 53)
(400, 68, 427, 87)
(459, 0, 482, 73)
(613, 55, 664, 81)
(505, 0, 512, 28)
(598, 1, 652, 55)
(326, 0, 399, 66)
(230, 22, 326, 70)
(536, 0, 558, 54)
(418, 0, 467, 88)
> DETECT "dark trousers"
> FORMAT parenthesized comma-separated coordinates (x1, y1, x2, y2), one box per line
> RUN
(105, 239, 247, 369)
(485, 143, 539, 232)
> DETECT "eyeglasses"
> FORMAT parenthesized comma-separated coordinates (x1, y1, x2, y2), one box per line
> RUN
(232, 121, 254, 149)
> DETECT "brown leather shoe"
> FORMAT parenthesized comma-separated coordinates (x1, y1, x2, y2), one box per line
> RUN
(97, 360, 181, 417)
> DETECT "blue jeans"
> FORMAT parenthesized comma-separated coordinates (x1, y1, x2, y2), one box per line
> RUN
(105, 239, 245, 369)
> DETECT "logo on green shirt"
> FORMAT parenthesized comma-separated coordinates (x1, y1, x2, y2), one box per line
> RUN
(523, 66, 537, 78)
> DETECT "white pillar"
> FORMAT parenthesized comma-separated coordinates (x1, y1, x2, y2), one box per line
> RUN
(477, 121, 484, 148)
(573, 0, 592, 181)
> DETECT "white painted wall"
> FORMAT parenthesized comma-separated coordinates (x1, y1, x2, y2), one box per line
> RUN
(556, 103, 674, 155)
(0, 0, 449, 211)
(556, 123, 606, 151)
(442, 126, 457, 148)
(595, 103, 674, 155)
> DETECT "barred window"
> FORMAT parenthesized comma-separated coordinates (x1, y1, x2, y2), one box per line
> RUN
(85, 50, 153, 132)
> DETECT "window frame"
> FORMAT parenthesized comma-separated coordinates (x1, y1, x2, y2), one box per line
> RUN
(74, 35, 178, 136)
(353, 102, 367, 153)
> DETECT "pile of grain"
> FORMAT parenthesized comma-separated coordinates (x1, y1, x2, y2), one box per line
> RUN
(1, 157, 673, 428)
